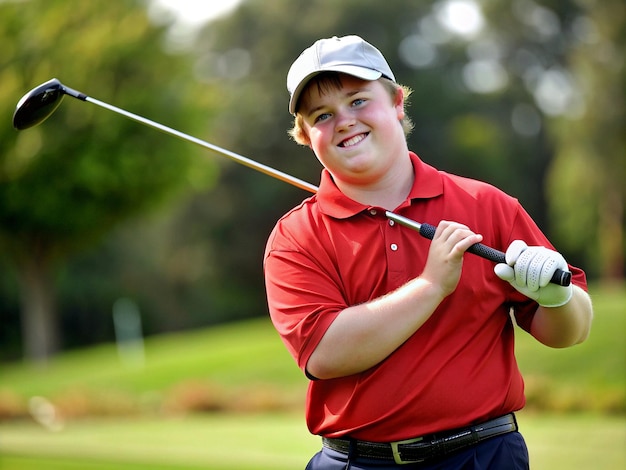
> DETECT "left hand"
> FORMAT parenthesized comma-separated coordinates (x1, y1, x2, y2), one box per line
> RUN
(494, 240, 573, 307)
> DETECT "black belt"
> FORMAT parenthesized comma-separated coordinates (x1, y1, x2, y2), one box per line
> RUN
(322, 413, 518, 465)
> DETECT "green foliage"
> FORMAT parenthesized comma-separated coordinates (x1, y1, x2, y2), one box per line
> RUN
(0, 0, 219, 359)
(546, 0, 625, 279)
(0, 0, 216, 261)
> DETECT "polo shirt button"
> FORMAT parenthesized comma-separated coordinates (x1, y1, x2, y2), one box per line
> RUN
(370, 209, 377, 216)
(390, 243, 398, 251)
(389, 220, 395, 226)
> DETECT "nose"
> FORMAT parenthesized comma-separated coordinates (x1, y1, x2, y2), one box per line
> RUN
(334, 107, 356, 132)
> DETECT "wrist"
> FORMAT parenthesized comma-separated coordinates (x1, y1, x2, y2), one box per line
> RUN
(411, 277, 448, 305)
(538, 284, 573, 308)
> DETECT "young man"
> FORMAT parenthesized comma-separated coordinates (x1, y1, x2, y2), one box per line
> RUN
(264, 35, 593, 469)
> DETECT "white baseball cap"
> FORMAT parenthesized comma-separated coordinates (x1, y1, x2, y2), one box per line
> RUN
(287, 35, 396, 114)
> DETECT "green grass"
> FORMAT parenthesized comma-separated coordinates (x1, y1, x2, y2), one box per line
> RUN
(0, 282, 624, 469)
(1, 412, 624, 469)
(517, 412, 626, 469)
(515, 281, 625, 412)
(1, 318, 306, 397)
(0, 318, 309, 417)
(0, 414, 320, 470)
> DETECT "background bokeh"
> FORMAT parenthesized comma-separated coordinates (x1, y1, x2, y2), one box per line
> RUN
(1, 0, 622, 362)
(0, 0, 623, 468)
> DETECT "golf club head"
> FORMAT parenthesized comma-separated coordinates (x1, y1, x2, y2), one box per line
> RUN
(13, 78, 67, 130)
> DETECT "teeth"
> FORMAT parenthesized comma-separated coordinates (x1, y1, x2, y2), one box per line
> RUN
(340, 134, 365, 147)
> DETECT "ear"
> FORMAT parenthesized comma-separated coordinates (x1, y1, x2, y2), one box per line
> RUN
(394, 87, 405, 120)
(301, 132, 312, 147)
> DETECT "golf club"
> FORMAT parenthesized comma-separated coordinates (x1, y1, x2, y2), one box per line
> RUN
(13, 78, 318, 194)
(13, 78, 571, 287)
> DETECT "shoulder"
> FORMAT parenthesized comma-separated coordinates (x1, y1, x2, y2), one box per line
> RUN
(265, 195, 324, 252)
(434, 172, 527, 238)
(441, 171, 518, 206)
(273, 195, 321, 230)
(410, 154, 517, 208)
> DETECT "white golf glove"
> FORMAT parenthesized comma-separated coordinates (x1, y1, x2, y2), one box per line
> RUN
(494, 240, 573, 308)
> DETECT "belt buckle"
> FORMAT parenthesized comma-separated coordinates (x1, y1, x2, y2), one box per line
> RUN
(390, 436, 425, 465)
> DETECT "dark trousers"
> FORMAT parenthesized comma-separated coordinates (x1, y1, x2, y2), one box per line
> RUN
(305, 432, 529, 470)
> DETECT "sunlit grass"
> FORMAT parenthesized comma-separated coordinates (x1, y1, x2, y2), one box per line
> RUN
(0, 413, 320, 470)
(517, 411, 626, 469)
(1, 412, 624, 470)
(1, 318, 305, 397)
(515, 282, 625, 412)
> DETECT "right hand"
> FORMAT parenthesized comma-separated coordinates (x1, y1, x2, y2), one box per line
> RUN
(421, 220, 483, 297)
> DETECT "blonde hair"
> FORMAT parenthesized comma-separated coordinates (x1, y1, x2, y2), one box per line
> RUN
(288, 74, 413, 146)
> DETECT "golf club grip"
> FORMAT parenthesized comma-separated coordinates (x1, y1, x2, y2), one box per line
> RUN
(418, 223, 571, 286)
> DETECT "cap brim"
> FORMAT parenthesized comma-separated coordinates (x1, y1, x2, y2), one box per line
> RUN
(289, 65, 383, 114)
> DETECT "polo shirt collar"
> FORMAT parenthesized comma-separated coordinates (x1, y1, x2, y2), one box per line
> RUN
(317, 152, 443, 219)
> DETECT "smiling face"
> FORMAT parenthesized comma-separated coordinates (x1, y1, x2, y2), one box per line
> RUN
(298, 74, 408, 191)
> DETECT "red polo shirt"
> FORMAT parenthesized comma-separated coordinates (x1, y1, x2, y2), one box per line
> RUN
(264, 152, 587, 441)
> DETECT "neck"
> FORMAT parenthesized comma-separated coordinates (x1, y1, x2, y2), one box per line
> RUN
(337, 155, 415, 210)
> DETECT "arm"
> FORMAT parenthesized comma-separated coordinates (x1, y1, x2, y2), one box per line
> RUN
(495, 240, 593, 348)
(531, 285, 593, 347)
(307, 221, 483, 380)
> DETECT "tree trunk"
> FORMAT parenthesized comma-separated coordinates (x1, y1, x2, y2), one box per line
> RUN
(17, 258, 59, 363)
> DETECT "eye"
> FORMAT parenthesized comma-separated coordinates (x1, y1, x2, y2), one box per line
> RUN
(352, 98, 366, 107)
(314, 112, 331, 123)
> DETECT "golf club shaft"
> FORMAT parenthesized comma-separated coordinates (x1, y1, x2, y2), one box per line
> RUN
(73, 92, 319, 194)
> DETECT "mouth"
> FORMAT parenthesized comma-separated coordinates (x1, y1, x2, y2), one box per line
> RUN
(338, 132, 368, 148)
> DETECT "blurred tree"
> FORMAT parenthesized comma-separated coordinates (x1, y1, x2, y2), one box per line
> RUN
(0, 0, 217, 361)
(546, 0, 624, 279)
